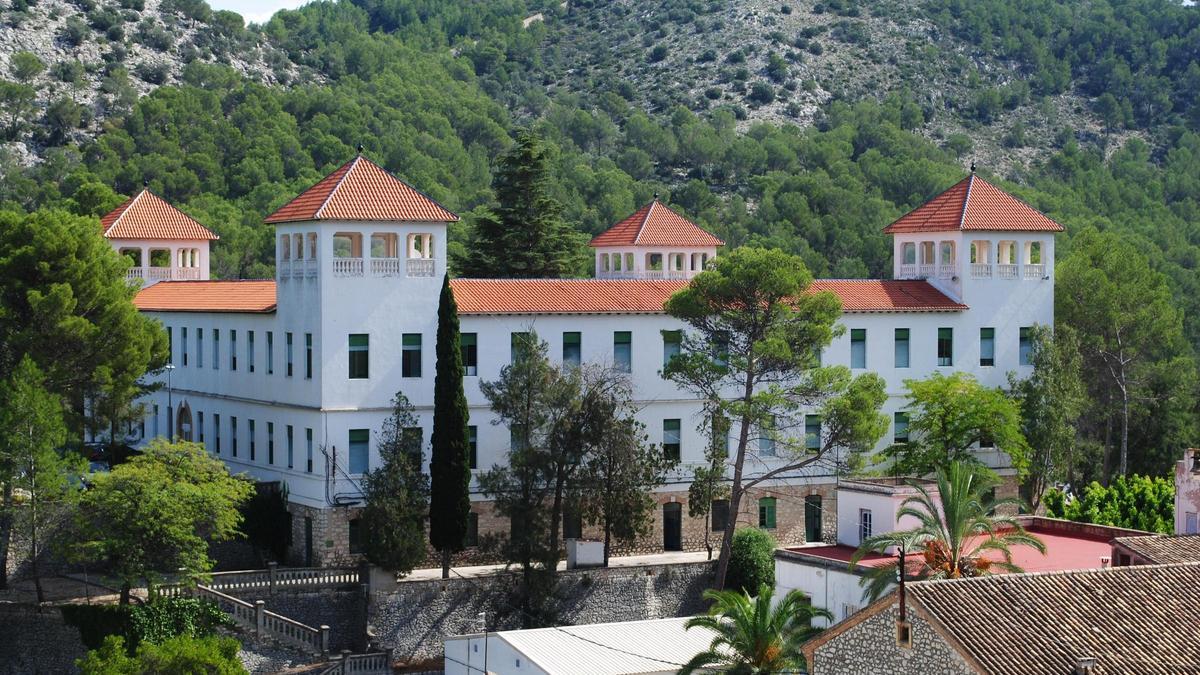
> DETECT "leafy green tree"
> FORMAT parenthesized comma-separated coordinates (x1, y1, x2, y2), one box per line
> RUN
(0, 209, 167, 437)
(1056, 228, 1191, 477)
(852, 462, 1046, 602)
(460, 129, 585, 278)
(726, 527, 776, 595)
(73, 440, 253, 603)
(680, 584, 831, 675)
(881, 372, 1029, 478)
(575, 368, 675, 565)
(78, 634, 245, 675)
(688, 418, 730, 561)
(9, 51, 44, 83)
(1043, 475, 1174, 534)
(429, 275, 471, 579)
(0, 357, 81, 595)
(1009, 325, 1085, 509)
(664, 247, 888, 589)
(359, 392, 429, 574)
(0, 81, 34, 140)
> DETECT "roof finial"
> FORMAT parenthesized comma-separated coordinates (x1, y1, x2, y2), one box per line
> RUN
(357, 143, 364, 155)
(142, 178, 149, 189)
(652, 192, 659, 201)
(969, 159, 976, 174)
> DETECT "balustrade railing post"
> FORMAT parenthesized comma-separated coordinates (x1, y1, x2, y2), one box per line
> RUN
(255, 600, 265, 637)
(320, 625, 331, 657)
(268, 562, 278, 596)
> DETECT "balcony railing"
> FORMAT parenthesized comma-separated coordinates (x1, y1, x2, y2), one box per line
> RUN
(918, 264, 936, 278)
(970, 263, 991, 278)
(128, 267, 202, 283)
(279, 264, 291, 280)
(1024, 263, 1046, 279)
(332, 258, 364, 277)
(599, 269, 693, 280)
(997, 264, 1018, 280)
(406, 258, 435, 277)
(147, 267, 174, 281)
(303, 259, 318, 278)
(371, 258, 402, 277)
(938, 264, 956, 279)
(898, 264, 917, 279)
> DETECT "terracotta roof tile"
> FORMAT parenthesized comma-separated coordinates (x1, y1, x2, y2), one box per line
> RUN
(134, 280, 277, 313)
(101, 190, 219, 241)
(883, 174, 1064, 234)
(809, 279, 967, 312)
(449, 278, 965, 315)
(907, 563, 1200, 675)
(1112, 534, 1200, 564)
(264, 155, 458, 224)
(589, 200, 723, 248)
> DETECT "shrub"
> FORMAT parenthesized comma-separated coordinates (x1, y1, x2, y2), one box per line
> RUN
(61, 605, 134, 651)
(136, 61, 170, 84)
(78, 635, 246, 675)
(59, 16, 90, 46)
(648, 44, 668, 63)
(1044, 475, 1174, 533)
(10, 51, 45, 82)
(130, 597, 232, 646)
(726, 527, 776, 594)
(747, 82, 776, 104)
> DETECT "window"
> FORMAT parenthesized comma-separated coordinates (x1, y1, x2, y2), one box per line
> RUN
(859, 509, 873, 541)
(402, 334, 421, 377)
(461, 333, 477, 376)
(402, 427, 423, 465)
(167, 327, 173, 365)
(939, 241, 955, 265)
(805, 495, 822, 543)
(510, 331, 531, 363)
(153, 404, 159, 438)
(901, 242, 916, 265)
(711, 414, 730, 458)
(305, 333, 313, 379)
(231, 416, 238, 457)
(348, 519, 363, 555)
(712, 499, 729, 532)
(562, 332, 581, 369)
(662, 330, 682, 367)
(286, 425, 294, 469)
(850, 329, 866, 369)
(248, 419, 255, 461)
(805, 415, 822, 451)
(349, 429, 369, 474)
(510, 425, 527, 452)
(894, 412, 909, 444)
(468, 425, 478, 470)
(937, 327, 953, 366)
(759, 497, 777, 529)
(212, 328, 220, 370)
(980, 327, 995, 367)
(266, 331, 274, 374)
(894, 328, 909, 368)
(197, 411, 205, 447)
(181, 327, 188, 366)
(466, 512, 479, 547)
(266, 422, 274, 465)
(248, 331, 255, 373)
(663, 419, 681, 461)
(759, 416, 776, 456)
(1186, 512, 1198, 535)
(214, 414, 220, 454)
(563, 510, 583, 540)
(1019, 327, 1033, 365)
(286, 332, 294, 377)
(613, 331, 632, 373)
(230, 330, 237, 371)
(349, 334, 369, 379)
(305, 428, 313, 473)
(197, 328, 204, 368)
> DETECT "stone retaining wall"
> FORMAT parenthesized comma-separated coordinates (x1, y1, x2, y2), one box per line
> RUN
(0, 605, 86, 674)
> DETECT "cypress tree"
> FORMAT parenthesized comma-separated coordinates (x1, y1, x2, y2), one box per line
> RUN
(460, 129, 584, 278)
(428, 274, 472, 579)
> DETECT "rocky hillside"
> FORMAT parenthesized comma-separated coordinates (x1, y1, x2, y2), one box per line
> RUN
(0, 0, 310, 164)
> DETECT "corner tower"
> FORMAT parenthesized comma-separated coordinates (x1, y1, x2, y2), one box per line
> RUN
(101, 189, 219, 285)
(589, 198, 723, 279)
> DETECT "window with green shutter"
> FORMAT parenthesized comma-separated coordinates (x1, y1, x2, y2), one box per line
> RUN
(758, 497, 777, 529)
(349, 334, 369, 379)
(402, 333, 421, 377)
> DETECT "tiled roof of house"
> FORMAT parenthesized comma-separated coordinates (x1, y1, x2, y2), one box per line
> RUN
(100, 190, 219, 241)
(1112, 534, 1200, 564)
(589, 200, 724, 248)
(883, 174, 1065, 234)
(809, 280, 966, 312)
(906, 563, 1200, 675)
(134, 280, 277, 313)
(264, 155, 459, 224)
(449, 278, 965, 315)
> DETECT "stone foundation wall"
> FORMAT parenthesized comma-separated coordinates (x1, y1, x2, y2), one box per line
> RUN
(0, 605, 87, 674)
(4, 504, 74, 584)
(285, 503, 363, 567)
(221, 585, 367, 653)
(369, 560, 716, 666)
(810, 604, 974, 675)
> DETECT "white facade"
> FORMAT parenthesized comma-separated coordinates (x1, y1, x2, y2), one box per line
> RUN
(1177, 449, 1200, 535)
(110, 236, 212, 285)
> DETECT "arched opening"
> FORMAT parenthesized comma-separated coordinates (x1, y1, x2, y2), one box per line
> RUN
(371, 233, 401, 276)
(997, 240, 1017, 279)
(280, 235, 291, 262)
(176, 402, 193, 442)
(970, 240, 992, 278)
(1023, 241, 1045, 279)
(938, 241, 956, 278)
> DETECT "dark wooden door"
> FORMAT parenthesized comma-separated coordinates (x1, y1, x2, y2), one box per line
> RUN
(663, 502, 683, 551)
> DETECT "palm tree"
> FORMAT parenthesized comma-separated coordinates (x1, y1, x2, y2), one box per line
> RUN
(852, 461, 1047, 601)
(680, 583, 832, 674)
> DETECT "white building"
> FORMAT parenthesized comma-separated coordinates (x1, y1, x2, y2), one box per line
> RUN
(443, 617, 718, 675)
(103, 187, 218, 285)
(1176, 448, 1200, 535)
(119, 156, 1063, 565)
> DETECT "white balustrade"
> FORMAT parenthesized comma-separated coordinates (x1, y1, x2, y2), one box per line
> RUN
(970, 263, 992, 278)
(938, 264, 956, 279)
(333, 258, 364, 277)
(279, 264, 291, 281)
(1024, 263, 1046, 279)
(371, 258, 402, 277)
(125, 268, 145, 280)
(898, 264, 918, 278)
(304, 259, 318, 278)
(997, 264, 1018, 280)
(918, 264, 936, 278)
(406, 258, 435, 277)
(147, 267, 173, 281)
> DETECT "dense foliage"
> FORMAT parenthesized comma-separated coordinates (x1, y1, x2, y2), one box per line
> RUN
(1043, 475, 1175, 534)
(725, 528, 777, 595)
(77, 634, 246, 675)
(63, 597, 231, 653)
(359, 392, 430, 574)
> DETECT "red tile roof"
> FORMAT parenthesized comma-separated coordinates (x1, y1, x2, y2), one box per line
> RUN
(589, 200, 724, 248)
(883, 174, 1064, 234)
(134, 280, 277, 314)
(809, 280, 967, 312)
(264, 155, 459, 224)
(450, 278, 964, 315)
(101, 190, 219, 241)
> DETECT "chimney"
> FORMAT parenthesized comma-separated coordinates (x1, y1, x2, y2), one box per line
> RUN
(1191, 448, 1200, 473)
(1075, 657, 1096, 675)
(1099, 555, 1111, 569)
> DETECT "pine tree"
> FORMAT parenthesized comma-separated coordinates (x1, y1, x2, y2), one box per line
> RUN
(460, 129, 585, 278)
(428, 275, 472, 579)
